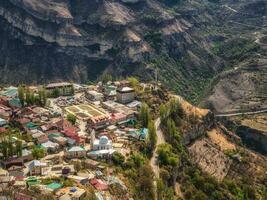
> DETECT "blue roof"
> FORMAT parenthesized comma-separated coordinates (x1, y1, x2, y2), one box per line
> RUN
(139, 128, 148, 139)
(9, 98, 22, 108)
(46, 182, 62, 190)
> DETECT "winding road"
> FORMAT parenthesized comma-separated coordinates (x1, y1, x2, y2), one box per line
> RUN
(150, 118, 166, 178)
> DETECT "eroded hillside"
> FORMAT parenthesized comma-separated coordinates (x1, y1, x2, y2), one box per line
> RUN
(0, 0, 266, 113)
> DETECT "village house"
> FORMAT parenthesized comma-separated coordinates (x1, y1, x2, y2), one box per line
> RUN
(47, 182, 63, 192)
(109, 112, 127, 125)
(1, 86, 18, 98)
(104, 85, 117, 101)
(28, 160, 47, 176)
(50, 164, 75, 176)
(116, 87, 135, 104)
(90, 178, 108, 190)
(85, 90, 104, 102)
(31, 131, 49, 144)
(45, 82, 74, 97)
(102, 100, 135, 119)
(87, 115, 110, 130)
(83, 159, 100, 170)
(65, 146, 86, 159)
(67, 175, 89, 185)
(51, 136, 68, 146)
(41, 141, 59, 152)
(57, 187, 86, 200)
(0, 104, 12, 120)
(61, 128, 81, 144)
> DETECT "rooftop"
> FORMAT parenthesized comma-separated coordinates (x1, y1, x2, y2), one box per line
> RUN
(46, 82, 72, 89)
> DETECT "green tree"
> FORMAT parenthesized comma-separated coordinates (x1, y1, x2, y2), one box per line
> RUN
(136, 165, 155, 200)
(157, 143, 179, 167)
(25, 88, 31, 105)
(52, 88, 60, 98)
(15, 140, 23, 157)
(32, 147, 45, 159)
(0, 140, 8, 159)
(168, 98, 184, 126)
(148, 120, 157, 150)
(67, 114, 76, 125)
(7, 140, 14, 158)
(159, 104, 169, 125)
(38, 87, 47, 107)
(73, 160, 82, 172)
(18, 85, 25, 106)
(99, 73, 112, 84)
(70, 84, 75, 95)
(130, 153, 145, 168)
(127, 77, 139, 88)
(112, 152, 125, 166)
(139, 103, 151, 128)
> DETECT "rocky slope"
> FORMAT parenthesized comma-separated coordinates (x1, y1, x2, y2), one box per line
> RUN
(0, 0, 266, 113)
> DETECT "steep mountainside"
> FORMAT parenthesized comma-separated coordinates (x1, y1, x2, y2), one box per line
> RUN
(0, 0, 266, 113)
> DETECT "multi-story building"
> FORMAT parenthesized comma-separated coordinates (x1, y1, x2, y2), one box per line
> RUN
(116, 87, 135, 104)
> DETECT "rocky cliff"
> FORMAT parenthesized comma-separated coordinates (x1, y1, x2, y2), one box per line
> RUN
(0, 0, 266, 114)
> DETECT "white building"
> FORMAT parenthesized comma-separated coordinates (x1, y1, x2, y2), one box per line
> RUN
(92, 134, 112, 151)
(89, 131, 115, 159)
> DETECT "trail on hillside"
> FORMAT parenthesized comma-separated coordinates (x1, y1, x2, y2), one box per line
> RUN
(150, 118, 166, 178)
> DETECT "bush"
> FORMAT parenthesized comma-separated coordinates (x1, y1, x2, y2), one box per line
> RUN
(67, 114, 76, 125)
(112, 152, 125, 166)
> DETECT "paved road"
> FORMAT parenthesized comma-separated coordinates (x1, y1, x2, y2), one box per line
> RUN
(150, 118, 166, 178)
(216, 109, 267, 117)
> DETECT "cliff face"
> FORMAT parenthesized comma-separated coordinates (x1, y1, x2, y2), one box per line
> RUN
(0, 0, 266, 114)
(0, 0, 220, 86)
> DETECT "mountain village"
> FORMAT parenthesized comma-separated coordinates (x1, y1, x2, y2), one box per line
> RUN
(0, 79, 156, 200)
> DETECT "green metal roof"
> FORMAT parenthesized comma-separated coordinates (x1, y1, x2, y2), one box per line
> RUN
(46, 182, 62, 190)
(1, 87, 18, 97)
(9, 98, 22, 108)
(25, 122, 38, 129)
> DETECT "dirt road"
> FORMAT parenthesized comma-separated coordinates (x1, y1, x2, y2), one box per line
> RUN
(150, 118, 166, 178)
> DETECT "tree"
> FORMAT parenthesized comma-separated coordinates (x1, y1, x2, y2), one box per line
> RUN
(137, 165, 155, 200)
(0, 140, 8, 159)
(32, 147, 45, 159)
(157, 143, 179, 167)
(67, 114, 76, 125)
(99, 73, 112, 84)
(159, 104, 169, 126)
(139, 103, 151, 128)
(112, 152, 125, 166)
(130, 153, 145, 168)
(18, 85, 25, 106)
(127, 77, 139, 88)
(148, 120, 157, 150)
(25, 88, 31, 105)
(52, 88, 60, 98)
(7, 140, 14, 158)
(38, 87, 47, 107)
(168, 98, 184, 126)
(70, 84, 75, 95)
(73, 160, 82, 172)
(15, 140, 22, 157)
